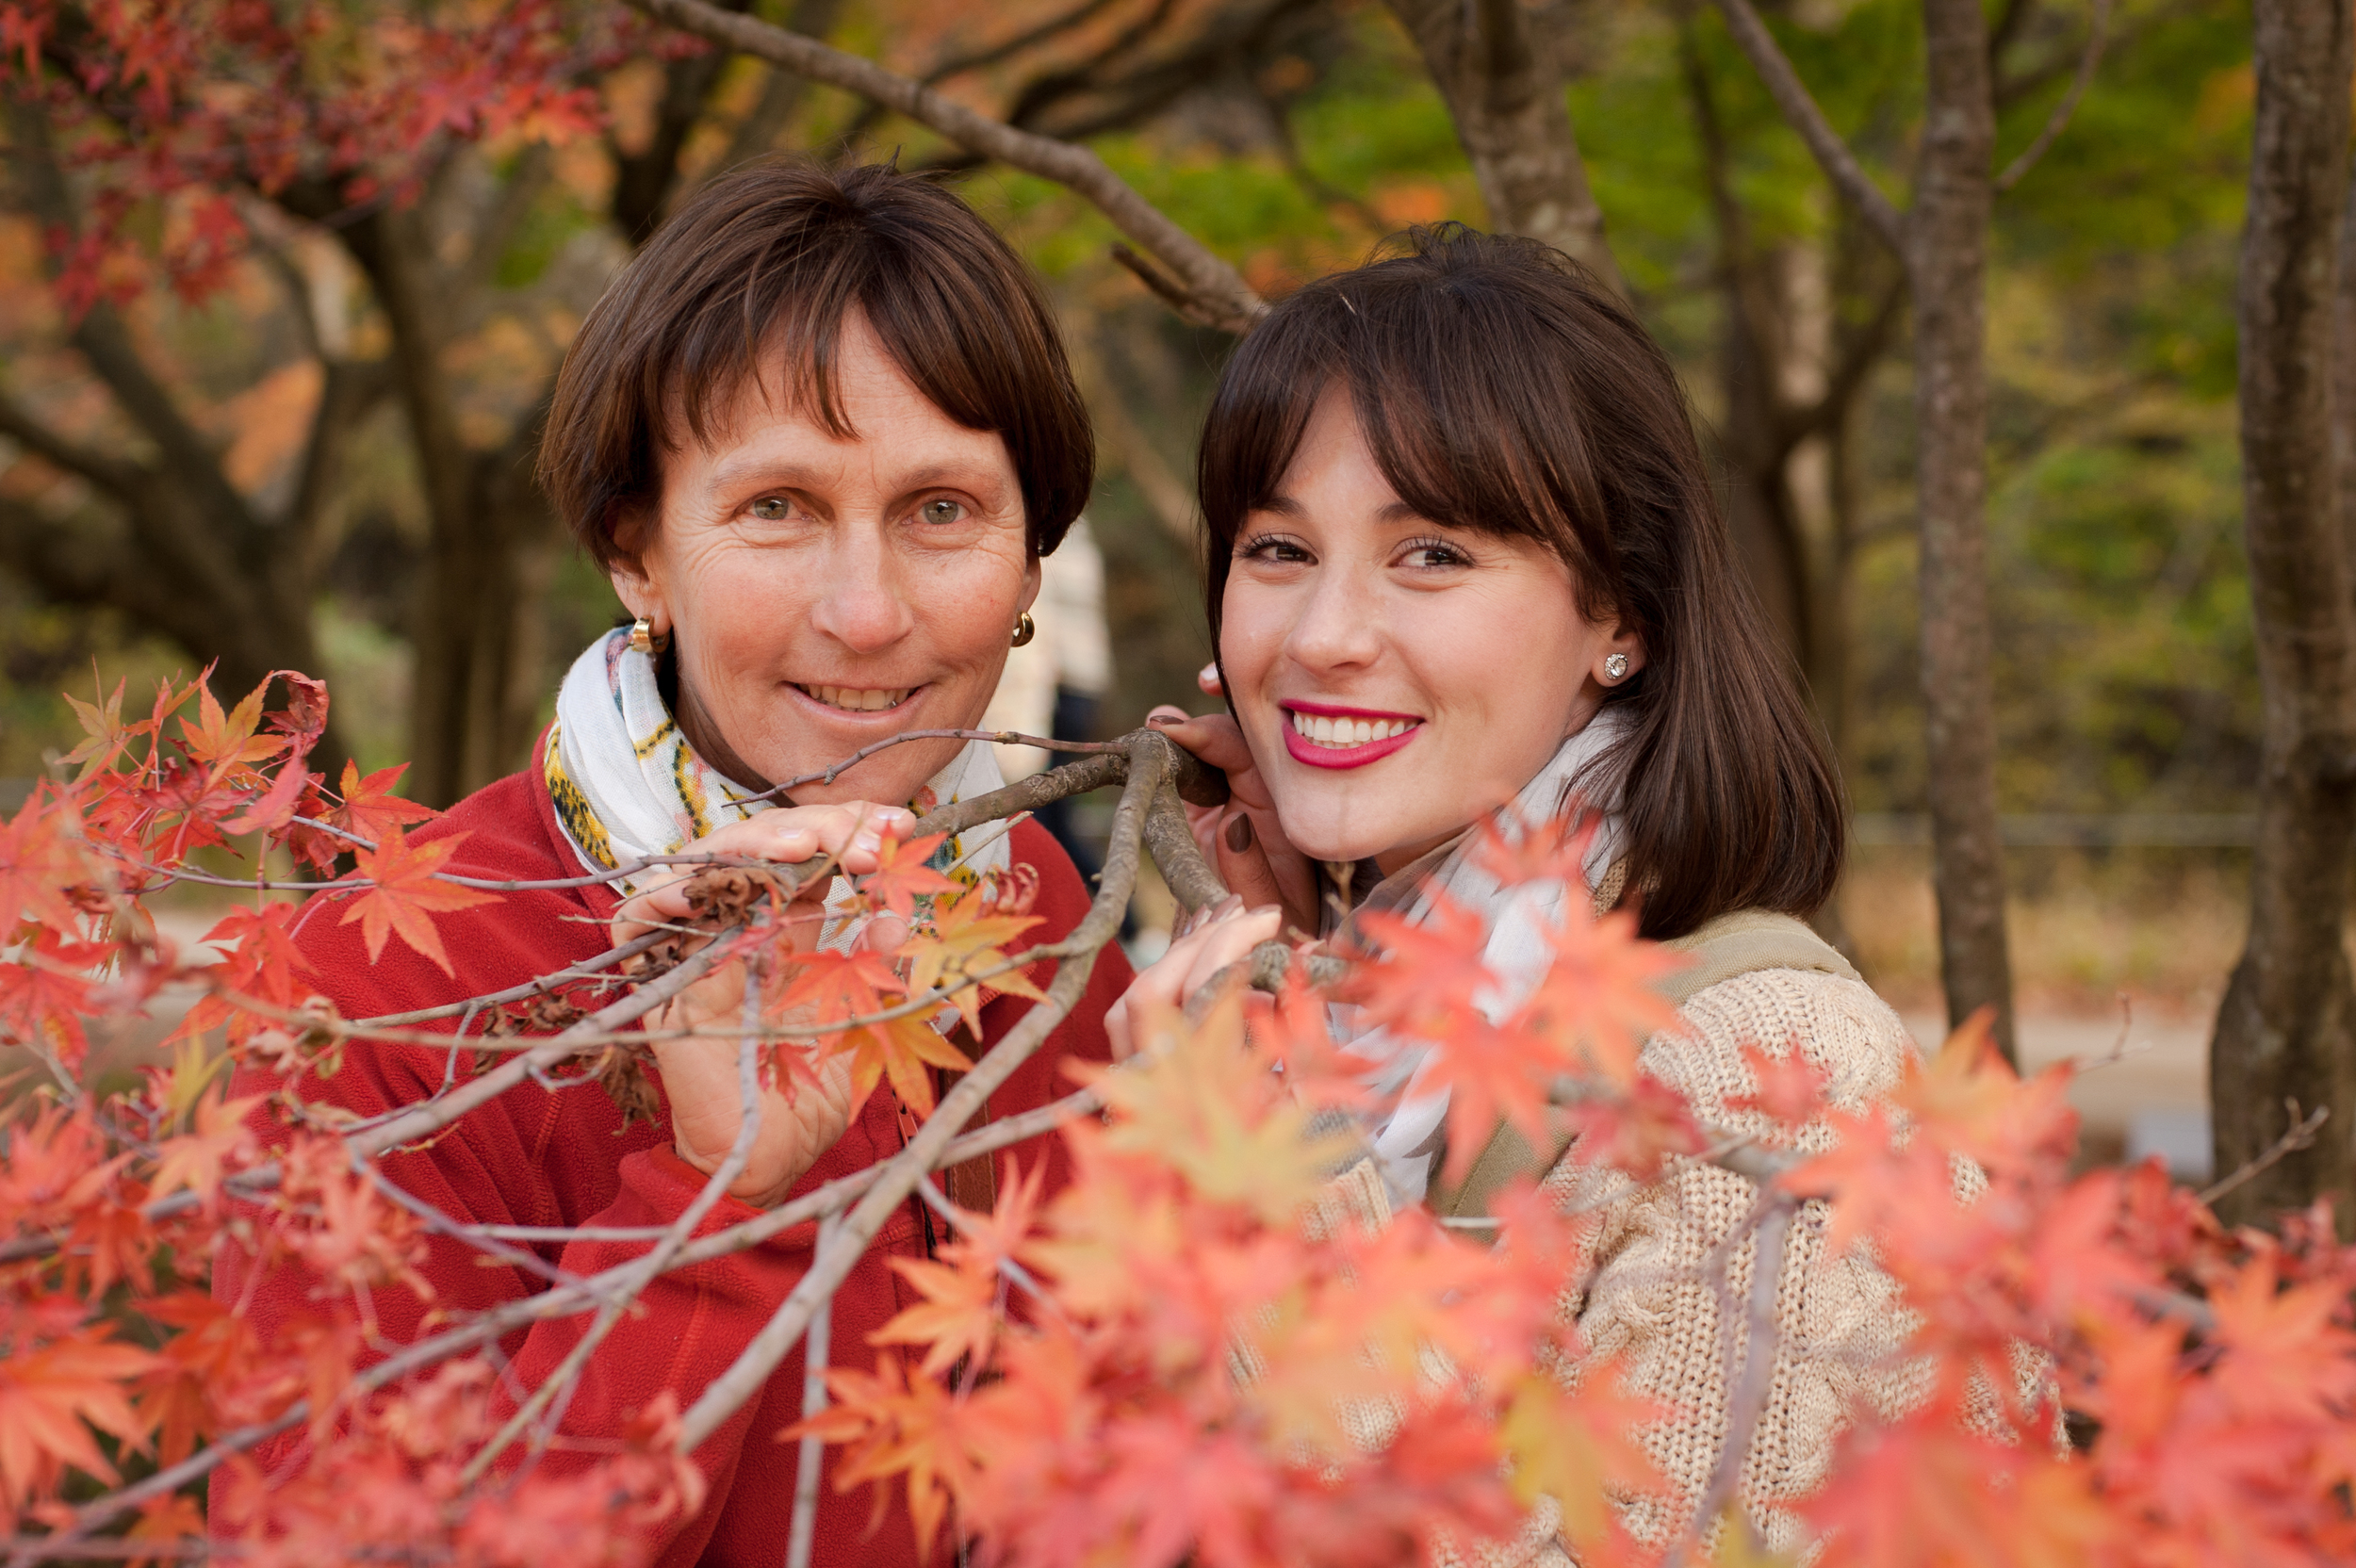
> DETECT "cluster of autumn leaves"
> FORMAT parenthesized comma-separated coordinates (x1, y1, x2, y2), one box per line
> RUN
(1, 670, 2353, 1565)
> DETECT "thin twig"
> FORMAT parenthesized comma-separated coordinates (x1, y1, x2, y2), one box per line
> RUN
(1993, 0, 2112, 192)
(459, 973, 776, 1486)
(2197, 1099, 2329, 1207)
(785, 1212, 843, 1568)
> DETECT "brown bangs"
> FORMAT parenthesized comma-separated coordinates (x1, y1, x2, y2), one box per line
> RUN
(541, 157, 1092, 567)
(1197, 224, 1846, 940)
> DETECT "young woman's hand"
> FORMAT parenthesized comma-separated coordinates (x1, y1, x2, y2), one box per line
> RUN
(1145, 666, 1319, 936)
(1104, 895, 1283, 1060)
(611, 803, 913, 1208)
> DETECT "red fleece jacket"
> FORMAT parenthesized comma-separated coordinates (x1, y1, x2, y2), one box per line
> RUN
(213, 743, 1129, 1566)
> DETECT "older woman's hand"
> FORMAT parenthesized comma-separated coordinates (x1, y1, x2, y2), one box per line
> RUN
(1146, 678, 1318, 937)
(612, 803, 913, 1208)
(1104, 895, 1283, 1060)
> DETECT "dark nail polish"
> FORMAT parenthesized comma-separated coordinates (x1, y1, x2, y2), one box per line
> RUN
(1147, 713, 1173, 726)
(1224, 814, 1254, 853)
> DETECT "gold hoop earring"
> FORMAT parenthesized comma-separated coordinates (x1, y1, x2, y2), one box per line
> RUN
(630, 615, 671, 656)
(1010, 611, 1037, 648)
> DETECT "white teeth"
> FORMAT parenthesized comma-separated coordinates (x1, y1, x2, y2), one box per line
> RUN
(1289, 711, 1418, 748)
(803, 685, 909, 712)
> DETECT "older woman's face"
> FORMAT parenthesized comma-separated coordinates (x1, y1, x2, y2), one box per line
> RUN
(1220, 390, 1643, 873)
(614, 315, 1039, 808)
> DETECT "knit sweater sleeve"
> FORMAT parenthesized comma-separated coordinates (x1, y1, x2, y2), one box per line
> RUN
(1547, 966, 1923, 1556)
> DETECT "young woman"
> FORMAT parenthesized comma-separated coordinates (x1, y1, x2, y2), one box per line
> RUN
(1118, 227, 1919, 1554)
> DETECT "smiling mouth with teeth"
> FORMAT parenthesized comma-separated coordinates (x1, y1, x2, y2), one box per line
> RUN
(1288, 710, 1419, 748)
(794, 683, 915, 713)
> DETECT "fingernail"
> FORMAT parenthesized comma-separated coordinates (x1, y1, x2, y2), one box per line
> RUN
(1224, 814, 1254, 853)
(1147, 713, 1173, 726)
(1198, 663, 1218, 682)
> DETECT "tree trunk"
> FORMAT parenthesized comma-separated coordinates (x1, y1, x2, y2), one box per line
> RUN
(2208, 0, 2356, 1229)
(1908, 0, 2016, 1063)
(341, 206, 557, 807)
(1383, 0, 1624, 294)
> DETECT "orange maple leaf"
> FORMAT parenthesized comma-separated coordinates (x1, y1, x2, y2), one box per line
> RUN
(336, 825, 499, 973)
(842, 1014, 972, 1119)
(901, 881, 1047, 1036)
(874, 1160, 1047, 1377)
(176, 679, 284, 775)
(0, 1319, 159, 1508)
(147, 1086, 263, 1212)
(325, 760, 439, 843)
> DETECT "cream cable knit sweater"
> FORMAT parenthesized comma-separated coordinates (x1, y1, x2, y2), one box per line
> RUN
(1549, 961, 1922, 1557)
(1336, 933, 1924, 1562)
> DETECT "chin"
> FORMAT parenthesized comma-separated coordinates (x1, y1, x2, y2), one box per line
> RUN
(1284, 821, 1402, 867)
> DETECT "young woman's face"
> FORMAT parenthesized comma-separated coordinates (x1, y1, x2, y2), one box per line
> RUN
(1219, 389, 1643, 873)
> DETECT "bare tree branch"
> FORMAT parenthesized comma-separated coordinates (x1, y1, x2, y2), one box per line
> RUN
(0, 393, 142, 505)
(1677, 1198, 1796, 1560)
(1704, 0, 1907, 254)
(672, 729, 1170, 1450)
(627, 0, 1267, 332)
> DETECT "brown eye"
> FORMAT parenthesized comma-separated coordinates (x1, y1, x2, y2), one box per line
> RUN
(750, 497, 791, 522)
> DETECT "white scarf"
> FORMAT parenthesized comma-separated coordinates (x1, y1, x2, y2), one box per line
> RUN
(1343, 706, 1633, 1209)
(544, 630, 1010, 942)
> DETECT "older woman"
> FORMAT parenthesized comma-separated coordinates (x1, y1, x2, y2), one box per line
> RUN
(216, 160, 1131, 1566)
(1122, 228, 1918, 1554)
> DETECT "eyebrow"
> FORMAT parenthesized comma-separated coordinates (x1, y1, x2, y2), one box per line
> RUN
(704, 454, 1006, 496)
(1252, 494, 1430, 527)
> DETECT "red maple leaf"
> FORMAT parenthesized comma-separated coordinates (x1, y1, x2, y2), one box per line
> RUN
(324, 760, 439, 844)
(336, 826, 499, 974)
(0, 792, 88, 934)
(0, 930, 109, 1070)
(858, 829, 955, 923)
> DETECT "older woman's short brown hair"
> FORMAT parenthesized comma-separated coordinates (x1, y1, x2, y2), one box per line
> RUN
(539, 158, 1093, 565)
(1199, 225, 1845, 941)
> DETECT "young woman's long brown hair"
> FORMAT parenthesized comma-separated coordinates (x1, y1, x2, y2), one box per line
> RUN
(1197, 225, 1844, 940)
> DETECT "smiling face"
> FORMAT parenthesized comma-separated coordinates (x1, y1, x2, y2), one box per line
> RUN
(611, 314, 1039, 808)
(1220, 390, 1644, 874)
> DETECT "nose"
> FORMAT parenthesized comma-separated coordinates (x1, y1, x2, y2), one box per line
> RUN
(808, 517, 915, 655)
(1282, 558, 1384, 677)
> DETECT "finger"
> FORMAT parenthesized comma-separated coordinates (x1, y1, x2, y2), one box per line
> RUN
(864, 910, 912, 957)
(1172, 892, 1244, 942)
(1146, 711, 1257, 776)
(1213, 811, 1293, 918)
(1105, 996, 1135, 1061)
(1179, 907, 1282, 1001)
(1198, 662, 1223, 696)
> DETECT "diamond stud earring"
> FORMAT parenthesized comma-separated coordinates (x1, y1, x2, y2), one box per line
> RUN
(1604, 652, 1629, 681)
